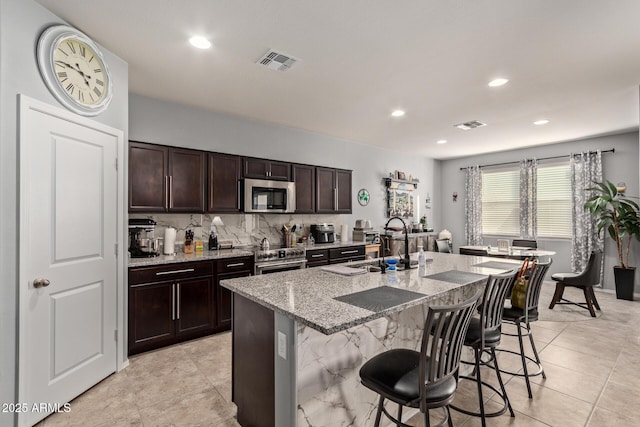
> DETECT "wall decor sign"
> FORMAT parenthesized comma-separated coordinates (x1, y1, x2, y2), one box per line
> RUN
(357, 188, 370, 206)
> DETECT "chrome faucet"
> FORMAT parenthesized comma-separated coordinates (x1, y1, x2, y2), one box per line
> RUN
(384, 216, 411, 270)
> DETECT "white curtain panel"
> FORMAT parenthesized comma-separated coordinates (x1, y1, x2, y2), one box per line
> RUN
(464, 166, 483, 245)
(519, 158, 538, 239)
(570, 151, 603, 275)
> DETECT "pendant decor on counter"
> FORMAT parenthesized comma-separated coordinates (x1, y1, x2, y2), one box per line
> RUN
(357, 188, 370, 206)
(384, 177, 418, 218)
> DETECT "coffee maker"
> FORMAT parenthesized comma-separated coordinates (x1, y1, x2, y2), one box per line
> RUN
(310, 224, 335, 244)
(128, 218, 160, 257)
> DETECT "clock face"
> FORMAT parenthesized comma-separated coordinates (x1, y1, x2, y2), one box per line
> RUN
(53, 37, 109, 106)
(37, 25, 113, 116)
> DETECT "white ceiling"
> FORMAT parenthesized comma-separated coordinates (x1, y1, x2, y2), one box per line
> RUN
(36, 0, 640, 159)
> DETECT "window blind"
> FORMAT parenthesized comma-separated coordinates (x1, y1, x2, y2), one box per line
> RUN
(481, 168, 519, 236)
(537, 163, 572, 238)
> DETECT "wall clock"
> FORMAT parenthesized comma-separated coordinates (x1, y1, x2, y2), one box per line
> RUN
(357, 188, 370, 206)
(37, 25, 113, 116)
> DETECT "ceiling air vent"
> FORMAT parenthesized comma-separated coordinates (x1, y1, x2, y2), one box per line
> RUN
(454, 120, 487, 130)
(256, 49, 299, 72)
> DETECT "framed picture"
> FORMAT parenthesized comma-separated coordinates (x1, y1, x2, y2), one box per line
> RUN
(396, 171, 406, 180)
(387, 188, 413, 218)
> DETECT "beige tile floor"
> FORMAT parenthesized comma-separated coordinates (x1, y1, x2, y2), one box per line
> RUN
(38, 282, 640, 427)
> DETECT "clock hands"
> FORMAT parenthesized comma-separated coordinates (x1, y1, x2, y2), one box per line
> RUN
(55, 60, 91, 87)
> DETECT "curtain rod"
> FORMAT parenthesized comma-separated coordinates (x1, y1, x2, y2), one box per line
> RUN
(459, 148, 615, 171)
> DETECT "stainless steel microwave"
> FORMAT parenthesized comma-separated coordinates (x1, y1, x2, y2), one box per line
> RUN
(244, 178, 296, 213)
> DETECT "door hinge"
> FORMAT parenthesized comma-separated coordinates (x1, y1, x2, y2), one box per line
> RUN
(115, 158, 118, 170)
(114, 329, 118, 341)
(115, 243, 118, 257)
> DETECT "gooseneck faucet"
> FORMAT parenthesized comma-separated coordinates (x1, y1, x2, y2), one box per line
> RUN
(384, 216, 411, 270)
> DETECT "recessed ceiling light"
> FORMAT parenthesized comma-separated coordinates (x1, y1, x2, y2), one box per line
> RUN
(436, 140, 447, 144)
(533, 119, 549, 125)
(391, 110, 405, 117)
(189, 36, 212, 49)
(488, 78, 509, 87)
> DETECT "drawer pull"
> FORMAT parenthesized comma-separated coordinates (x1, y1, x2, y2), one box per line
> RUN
(156, 268, 195, 276)
(226, 262, 245, 268)
(341, 250, 359, 255)
(311, 254, 324, 258)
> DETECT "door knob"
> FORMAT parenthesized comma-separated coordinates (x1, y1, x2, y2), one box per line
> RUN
(33, 278, 50, 288)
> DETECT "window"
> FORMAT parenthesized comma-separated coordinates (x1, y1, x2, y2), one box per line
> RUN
(482, 168, 519, 236)
(537, 163, 572, 238)
(481, 162, 572, 238)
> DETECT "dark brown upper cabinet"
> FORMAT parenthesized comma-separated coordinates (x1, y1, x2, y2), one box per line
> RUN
(292, 164, 316, 213)
(316, 167, 352, 214)
(129, 141, 205, 213)
(243, 158, 291, 181)
(129, 142, 168, 212)
(208, 153, 241, 212)
(335, 168, 352, 213)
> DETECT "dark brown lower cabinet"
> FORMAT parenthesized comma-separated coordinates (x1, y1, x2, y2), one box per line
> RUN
(215, 257, 254, 330)
(128, 261, 215, 355)
(129, 257, 253, 355)
(306, 248, 330, 268)
(329, 245, 366, 264)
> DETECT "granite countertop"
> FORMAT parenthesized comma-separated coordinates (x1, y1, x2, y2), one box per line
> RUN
(220, 252, 521, 335)
(127, 241, 366, 267)
(128, 249, 254, 268)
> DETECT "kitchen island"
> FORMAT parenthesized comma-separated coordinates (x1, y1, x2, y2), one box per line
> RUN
(221, 252, 521, 427)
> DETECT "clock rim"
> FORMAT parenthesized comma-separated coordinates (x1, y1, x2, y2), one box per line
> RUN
(37, 24, 113, 116)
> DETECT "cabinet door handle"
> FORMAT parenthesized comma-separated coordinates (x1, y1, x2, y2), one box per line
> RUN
(176, 283, 180, 320)
(311, 254, 324, 258)
(237, 184, 241, 210)
(165, 176, 169, 210)
(226, 262, 245, 268)
(156, 268, 195, 276)
(341, 250, 358, 255)
(334, 188, 338, 210)
(172, 284, 176, 320)
(168, 175, 173, 209)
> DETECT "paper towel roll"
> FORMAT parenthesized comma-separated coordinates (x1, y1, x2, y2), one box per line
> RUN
(341, 224, 349, 242)
(164, 227, 176, 254)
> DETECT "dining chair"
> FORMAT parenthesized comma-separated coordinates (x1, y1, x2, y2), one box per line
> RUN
(450, 270, 518, 426)
(549, 251, 602, 317)
(511, 239, 537, 249)
(499, 259, 552, 398)
(435, 239, 451, 253)
(359, 291, 481, 427)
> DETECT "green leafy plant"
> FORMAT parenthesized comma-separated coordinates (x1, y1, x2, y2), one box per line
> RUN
(585, 180, 640, 268)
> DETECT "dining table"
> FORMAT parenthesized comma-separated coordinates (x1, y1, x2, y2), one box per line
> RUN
(459, 245, 556, 259)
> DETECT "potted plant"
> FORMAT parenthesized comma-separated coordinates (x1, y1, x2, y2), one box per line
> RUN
(585, 180, 640, 300)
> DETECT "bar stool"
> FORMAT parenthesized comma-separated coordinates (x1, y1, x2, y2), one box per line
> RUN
(450, 270, 518, 426)
(498, 259, 552, 398)
(359, 291, 482, 427)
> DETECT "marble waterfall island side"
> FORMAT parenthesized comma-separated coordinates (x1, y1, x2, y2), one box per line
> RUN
(221, 252, 516, 427)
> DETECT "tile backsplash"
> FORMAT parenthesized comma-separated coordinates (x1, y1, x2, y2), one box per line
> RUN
(129, 213, 349, 249)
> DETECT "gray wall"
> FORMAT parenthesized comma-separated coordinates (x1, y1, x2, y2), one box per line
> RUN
(439, 131, 640, 290)
(0, 1, 128, 424)
(129, 93, 440, 232)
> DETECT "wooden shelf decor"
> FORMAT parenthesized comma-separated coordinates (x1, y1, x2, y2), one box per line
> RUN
(384, 177, 418, 219)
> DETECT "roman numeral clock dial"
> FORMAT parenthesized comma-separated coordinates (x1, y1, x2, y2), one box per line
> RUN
(37, 25, 112, 116)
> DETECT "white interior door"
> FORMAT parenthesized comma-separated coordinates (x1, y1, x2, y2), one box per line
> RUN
(18, 96, 121, 426)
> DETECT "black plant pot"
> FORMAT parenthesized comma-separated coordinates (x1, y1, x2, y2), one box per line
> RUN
(613, 266, 636, 301)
